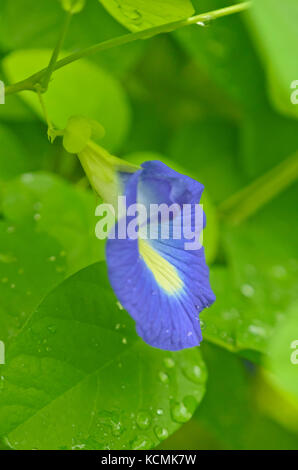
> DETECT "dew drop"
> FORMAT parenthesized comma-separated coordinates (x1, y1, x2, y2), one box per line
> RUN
(131, 437, 152, 450)
(196, 14, 213, 27)
(171, 401, 192, 423)
(136, 411, 151, 430)
(112, 421, 125, 437)
(248, 324, 266, 338)
(241, 284, 255, 298)
(183, 364, 204, 384)
(21, 173, 34, 183)
(154, 426, 169, 441)
(271, 265, 287, 279)
(163, 357, 175, 369)
(72, 444, 86, 450)
(122, 337, 127, 345)
(158, 371, 169, 384)
(156, 408, 164, 416)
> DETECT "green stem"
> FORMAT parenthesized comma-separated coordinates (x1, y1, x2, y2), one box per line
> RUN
(36, 85, 56, 141)
(41, 9, 73, 91)
(5, 2, 251, 96)
(218, 152, 298, 225)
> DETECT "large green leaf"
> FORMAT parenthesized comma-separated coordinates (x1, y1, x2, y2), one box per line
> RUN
(99, 0, 194, 32)
(0, 262, 207, 450)
(3, 50, 131, 151)
(1, 172, 106, 275)
(248, 0, 298, 119)
(0, 172, 105, 346)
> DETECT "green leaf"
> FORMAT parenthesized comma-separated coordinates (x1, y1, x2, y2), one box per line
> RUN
(3, 50, 131, 151)
(0, 124, 28, 180)
(240, 107, 298, 178)
(0, 220, 66, 345)
(175, 0, 266, 112)
(2, 172, 106, 276)
(0, 0, 143, 77)
(98, 0, 194, 32)
(267, 301, 298, 401)
(248, 0, 298, 119)
(168, 119, 246, 203)
(202, 186, 298, 355)
(195, 343, 298, 450)
(0, 263, 207, 450)
(0, 85, 34, 122)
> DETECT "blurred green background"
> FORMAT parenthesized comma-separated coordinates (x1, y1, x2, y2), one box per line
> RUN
(0, 0, 297, 450)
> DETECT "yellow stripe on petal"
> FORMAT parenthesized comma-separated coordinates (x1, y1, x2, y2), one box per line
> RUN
(139, 239, 183, 295)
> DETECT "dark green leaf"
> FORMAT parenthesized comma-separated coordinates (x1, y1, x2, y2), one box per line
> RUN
(0, 263, 207, 450)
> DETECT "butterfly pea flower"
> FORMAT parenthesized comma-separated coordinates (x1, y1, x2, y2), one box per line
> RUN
(62, 116, 215, 351)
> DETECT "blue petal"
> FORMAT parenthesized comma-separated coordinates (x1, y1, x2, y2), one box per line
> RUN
(106, 161, 215, 351)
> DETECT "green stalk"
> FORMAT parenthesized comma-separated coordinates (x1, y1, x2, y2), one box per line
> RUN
(41, 9, 73, 91)
(5, 2, 251, 96)
(218, 152, 298, 225)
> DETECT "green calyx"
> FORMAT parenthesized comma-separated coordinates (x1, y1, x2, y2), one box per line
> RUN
(62, 116, 105, 154)
(60, 0, 86, 14)
(61, 116, 140, 205)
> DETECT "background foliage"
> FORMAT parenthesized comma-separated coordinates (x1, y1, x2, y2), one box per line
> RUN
(0, 0, 297, 450)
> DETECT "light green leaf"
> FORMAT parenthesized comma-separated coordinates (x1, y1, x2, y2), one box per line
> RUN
(3, 50, 131, 151)
(248, 0, 298, 119)
(99, 0, 194, 32)
(2, 172, 106, 276)
(0, 263, 207, 450)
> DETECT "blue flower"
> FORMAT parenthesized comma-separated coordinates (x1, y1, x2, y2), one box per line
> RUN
(61, 117, 215, 351)
(106, 161, 215, 351)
